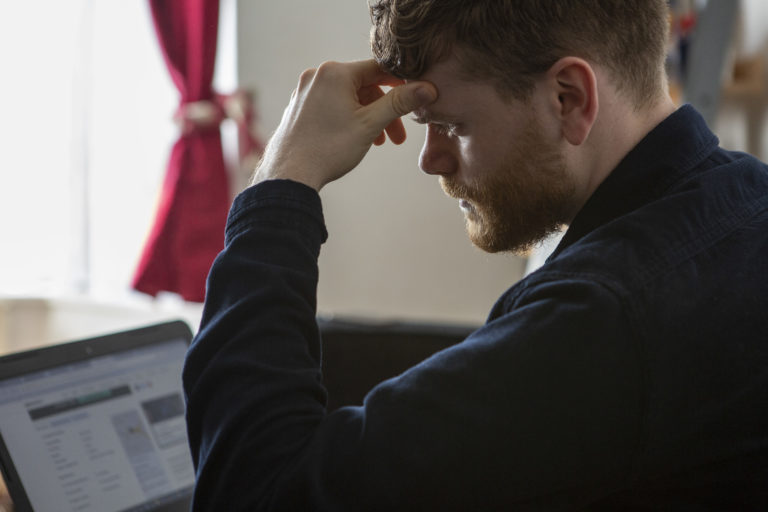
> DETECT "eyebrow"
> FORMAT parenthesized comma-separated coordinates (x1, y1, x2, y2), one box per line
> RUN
(410, 110, 460, 125)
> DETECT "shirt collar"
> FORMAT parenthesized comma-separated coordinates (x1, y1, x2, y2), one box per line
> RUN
(548, 104, 720, 261)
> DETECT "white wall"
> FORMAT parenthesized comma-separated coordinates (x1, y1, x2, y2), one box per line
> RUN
(738, 0, 768, 56)
(236, 1, 526, 325)
(715, 0, 768, 160)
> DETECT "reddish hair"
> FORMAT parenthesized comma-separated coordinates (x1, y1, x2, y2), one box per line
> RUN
(370, 0, 670, 107)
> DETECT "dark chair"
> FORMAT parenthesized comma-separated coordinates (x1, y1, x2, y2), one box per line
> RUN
(319, 318, 476, 411)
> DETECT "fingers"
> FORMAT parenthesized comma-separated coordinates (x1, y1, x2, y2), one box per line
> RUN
(362, 81, 438, 143)
(359, 85, 392, 144)
(390, 82, 439, 116)
(357, 84, 385, 106)
(373, 132, 387, 146)
(383, 118, 406, 145)
(270, 59, 437, 190)
(358, 83, 421, 145)
(297, 67, 317, 91)
(347, 59, 406, 88)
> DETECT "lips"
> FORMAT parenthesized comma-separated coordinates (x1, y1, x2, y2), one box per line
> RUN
(459, 199, 480, 219)
(440, 178, 478, 215)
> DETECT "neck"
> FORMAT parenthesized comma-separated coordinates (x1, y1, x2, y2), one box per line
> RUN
(575, 87, 677, 216)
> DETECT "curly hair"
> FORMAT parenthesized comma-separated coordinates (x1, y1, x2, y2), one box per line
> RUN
(369, 0, 670, 107)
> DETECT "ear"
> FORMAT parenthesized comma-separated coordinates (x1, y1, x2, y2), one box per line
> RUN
(544, 57, 598, 146)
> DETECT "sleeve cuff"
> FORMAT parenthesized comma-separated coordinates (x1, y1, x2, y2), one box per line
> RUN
(225, 179, 328, 247)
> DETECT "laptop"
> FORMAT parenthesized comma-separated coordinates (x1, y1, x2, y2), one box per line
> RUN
(0, 320, 195, 512)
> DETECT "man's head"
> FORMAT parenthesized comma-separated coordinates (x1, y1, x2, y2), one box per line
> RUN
(369, 1, 673, 254)
(370, 0, 670, 109)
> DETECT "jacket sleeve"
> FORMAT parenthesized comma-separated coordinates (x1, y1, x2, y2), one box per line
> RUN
(183, 180, 643, 511)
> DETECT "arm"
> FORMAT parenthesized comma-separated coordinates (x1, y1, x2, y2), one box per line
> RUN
(185, 211, 641, 510)
(185, 59, 440, 509)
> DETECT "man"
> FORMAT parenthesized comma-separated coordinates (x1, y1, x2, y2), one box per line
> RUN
(184, 0, 768, 509)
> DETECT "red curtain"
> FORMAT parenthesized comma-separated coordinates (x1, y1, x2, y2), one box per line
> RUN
(133, 0, 229, 302)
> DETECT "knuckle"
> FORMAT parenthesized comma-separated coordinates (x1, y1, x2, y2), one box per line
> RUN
(315, 60, 342, 79)
(298, 68, 316, 88)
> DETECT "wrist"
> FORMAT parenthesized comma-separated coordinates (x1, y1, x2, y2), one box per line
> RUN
(250, 159, 324, 192)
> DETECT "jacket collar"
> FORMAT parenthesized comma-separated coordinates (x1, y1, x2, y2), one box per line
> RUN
(548, 104, 720, 261)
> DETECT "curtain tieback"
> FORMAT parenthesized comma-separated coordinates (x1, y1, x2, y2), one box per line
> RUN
(173, 92, 262, 157)
(174, 99, 226, 135)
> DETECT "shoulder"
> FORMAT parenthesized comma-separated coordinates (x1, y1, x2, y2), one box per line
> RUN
(491, 147, 768, 328)
(487, 266, 632, 342)
(555, 148, 767, 288)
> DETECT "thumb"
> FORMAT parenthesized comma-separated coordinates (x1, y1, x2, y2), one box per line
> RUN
(368, 81, 438, 128)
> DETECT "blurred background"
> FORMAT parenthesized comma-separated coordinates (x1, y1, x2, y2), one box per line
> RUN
(0, 0, 767, 354)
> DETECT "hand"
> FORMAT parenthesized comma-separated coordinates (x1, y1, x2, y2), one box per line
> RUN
(250, 59, 438, 191)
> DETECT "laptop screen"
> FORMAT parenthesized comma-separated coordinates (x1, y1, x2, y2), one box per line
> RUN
(0, 322, 194, 512)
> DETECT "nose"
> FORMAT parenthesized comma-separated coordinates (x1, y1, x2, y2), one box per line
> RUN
(418, 125, 457, 176)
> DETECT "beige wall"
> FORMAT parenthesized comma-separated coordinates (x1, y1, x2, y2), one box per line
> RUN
(236, 1, 526, 325)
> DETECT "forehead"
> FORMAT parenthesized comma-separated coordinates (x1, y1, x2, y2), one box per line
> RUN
(410, 57, 524, 121)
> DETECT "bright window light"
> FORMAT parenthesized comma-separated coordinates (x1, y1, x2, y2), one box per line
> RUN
(0, 0, 236, 303)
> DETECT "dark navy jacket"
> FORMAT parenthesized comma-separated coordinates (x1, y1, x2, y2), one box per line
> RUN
(184, 106, 768, 510)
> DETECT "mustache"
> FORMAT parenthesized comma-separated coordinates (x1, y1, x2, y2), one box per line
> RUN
(439, 177, 479, 201)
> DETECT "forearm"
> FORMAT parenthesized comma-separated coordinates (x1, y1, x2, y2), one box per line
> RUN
(183, 179, 328, 510)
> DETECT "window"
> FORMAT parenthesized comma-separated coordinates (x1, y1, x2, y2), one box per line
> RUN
(0, 0, 236, 303)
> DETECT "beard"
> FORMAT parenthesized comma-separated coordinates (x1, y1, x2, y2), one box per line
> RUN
(440, 120, 577, 254)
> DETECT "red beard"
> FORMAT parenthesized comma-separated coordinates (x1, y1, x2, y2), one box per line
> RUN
(440, 120, 577, 254)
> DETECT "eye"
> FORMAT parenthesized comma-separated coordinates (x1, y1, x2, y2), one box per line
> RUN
(430, 122, 461, 137)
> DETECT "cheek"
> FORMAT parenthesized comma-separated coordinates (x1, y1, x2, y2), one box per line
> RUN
(460, 138, 505, 179)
